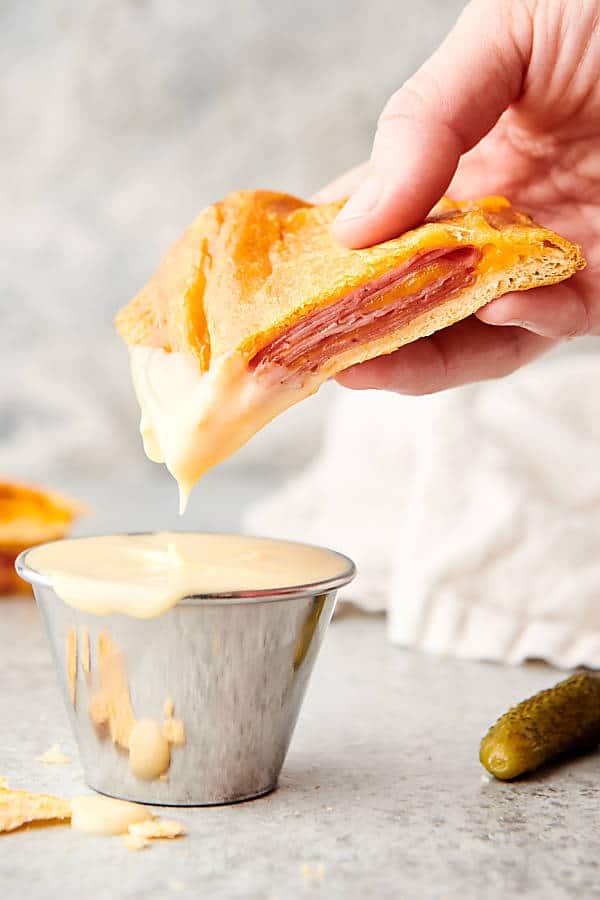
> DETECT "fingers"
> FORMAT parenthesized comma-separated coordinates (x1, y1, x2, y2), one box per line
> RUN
(334, 0, 532, 248)
(310, 163, 369, 204)
(336, 316, 554, 395)
(476, 282, 591, 338)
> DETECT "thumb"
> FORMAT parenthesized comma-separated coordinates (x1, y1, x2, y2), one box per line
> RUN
(335, 0, 532, 249)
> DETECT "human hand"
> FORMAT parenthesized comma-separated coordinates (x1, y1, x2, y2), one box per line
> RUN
(318, 0, 600, 394)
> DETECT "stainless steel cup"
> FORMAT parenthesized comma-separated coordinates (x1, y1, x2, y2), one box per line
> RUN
(16, 536, 355, 806)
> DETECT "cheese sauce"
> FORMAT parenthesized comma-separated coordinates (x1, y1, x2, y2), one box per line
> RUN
(25, 532, 352, 618)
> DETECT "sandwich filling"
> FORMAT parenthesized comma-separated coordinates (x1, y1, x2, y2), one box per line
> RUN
(130, 245, 480, 509)
(250, 246, 480, 381)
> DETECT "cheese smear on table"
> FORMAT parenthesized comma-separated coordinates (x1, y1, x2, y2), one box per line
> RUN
(70, 796, 152, 835)
(26, 532, 350, 618)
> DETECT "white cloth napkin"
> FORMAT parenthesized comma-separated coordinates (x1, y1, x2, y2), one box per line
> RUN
(244, 349, 600, 668)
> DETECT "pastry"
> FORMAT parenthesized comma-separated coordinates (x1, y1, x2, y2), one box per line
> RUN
(115, 191, 585, 507)
(0, 481, 84, 594)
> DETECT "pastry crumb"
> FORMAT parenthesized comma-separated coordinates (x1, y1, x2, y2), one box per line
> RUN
(0, 777, 7, 789)
(302, 863, 325, 882)
(123, 831, 149, 851)
(325, 806, 333, 812)
(480, 773, 492, 783)
(129, 818, 186, 840)
(163, 697, 175, 719)
(160, 773, 169, 783)
(35, 744, 71, 765)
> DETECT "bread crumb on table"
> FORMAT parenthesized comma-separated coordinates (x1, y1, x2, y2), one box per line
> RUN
(35, 744, 71, 765)
(129, 818, 186, 840)
(123, 832, 149, 851)
(302, 863, 325, 882)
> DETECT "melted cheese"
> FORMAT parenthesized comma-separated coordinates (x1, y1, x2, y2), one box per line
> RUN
(128, 232, 522, 510)
(26, 532, 352, 618)
(129, 346, 312, 512)
(479, 239, 530, 276)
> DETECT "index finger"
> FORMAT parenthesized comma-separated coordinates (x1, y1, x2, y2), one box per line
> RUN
(334, 0, 531, 248)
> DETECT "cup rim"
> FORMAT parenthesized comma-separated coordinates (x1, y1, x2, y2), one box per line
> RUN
(15, 531, 356, 605)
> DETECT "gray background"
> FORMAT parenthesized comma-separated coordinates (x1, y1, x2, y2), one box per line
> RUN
(2, 0, 466, 528)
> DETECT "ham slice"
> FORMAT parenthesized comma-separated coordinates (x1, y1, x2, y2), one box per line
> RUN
(250, 246, 481, 381)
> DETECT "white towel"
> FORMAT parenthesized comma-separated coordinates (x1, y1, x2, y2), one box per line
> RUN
(244, 349, 600, 668)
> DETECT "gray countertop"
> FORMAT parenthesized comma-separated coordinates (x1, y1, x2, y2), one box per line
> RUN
(1, 600, 598, 900)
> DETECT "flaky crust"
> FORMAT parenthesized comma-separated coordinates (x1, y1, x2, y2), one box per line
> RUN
(115, 191, 585, 370)
(0, 784, 72, 832)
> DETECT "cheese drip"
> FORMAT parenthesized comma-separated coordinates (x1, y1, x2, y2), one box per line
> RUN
(129, 346, 310, 512)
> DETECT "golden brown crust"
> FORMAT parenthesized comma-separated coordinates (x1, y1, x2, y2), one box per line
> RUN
(115, 190, 585, 367)
(116, 204, 224, 370)
(0, 548, 31, 594)
(0, 481, 85, 595)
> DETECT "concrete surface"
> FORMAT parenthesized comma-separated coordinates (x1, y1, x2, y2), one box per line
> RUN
(1, 601, 599, 900)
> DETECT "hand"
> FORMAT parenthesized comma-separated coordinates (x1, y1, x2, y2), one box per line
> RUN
(317, 0, 600, 394)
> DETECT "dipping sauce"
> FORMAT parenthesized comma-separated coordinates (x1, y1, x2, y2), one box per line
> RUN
(25, 532, 353, 618)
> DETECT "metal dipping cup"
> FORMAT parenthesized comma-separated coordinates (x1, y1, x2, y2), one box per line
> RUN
(16, 536, 355, 806)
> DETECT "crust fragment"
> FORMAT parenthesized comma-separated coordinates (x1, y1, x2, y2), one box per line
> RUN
(0, 786, 71, 832)
(128, 818, 186, 840)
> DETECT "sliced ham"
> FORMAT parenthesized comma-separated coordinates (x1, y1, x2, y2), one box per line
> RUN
(250, 246, 481, 381)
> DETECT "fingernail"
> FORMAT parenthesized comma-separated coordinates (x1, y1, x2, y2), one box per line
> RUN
(336, 175, 383, 222)
(502, 320, 532, 329)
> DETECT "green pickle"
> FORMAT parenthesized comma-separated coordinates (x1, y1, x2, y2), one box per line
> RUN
(480, 672, 600, 780)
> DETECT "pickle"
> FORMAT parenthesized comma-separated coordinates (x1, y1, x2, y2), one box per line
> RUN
(480, 672, 600, 780)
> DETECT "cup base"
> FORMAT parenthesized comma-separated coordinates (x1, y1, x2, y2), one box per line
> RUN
(86, 780, 278, 807)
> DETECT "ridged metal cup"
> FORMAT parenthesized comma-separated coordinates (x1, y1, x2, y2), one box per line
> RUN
(16, 536, 355, 806)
